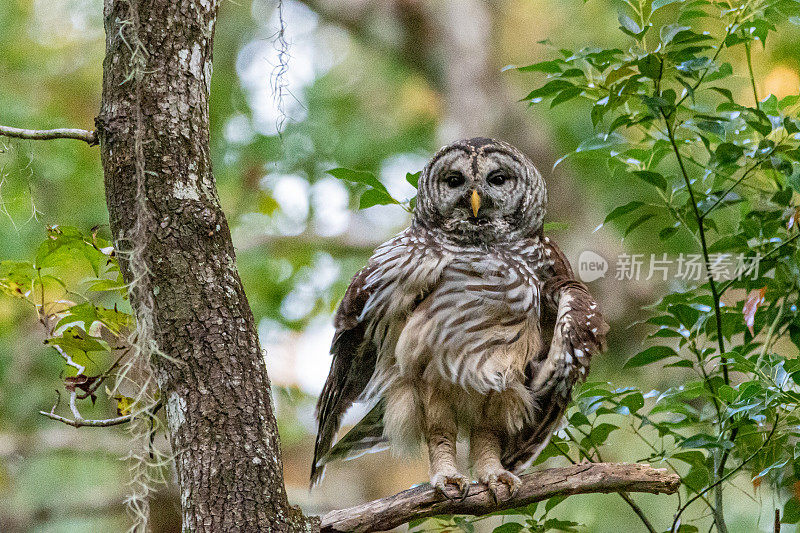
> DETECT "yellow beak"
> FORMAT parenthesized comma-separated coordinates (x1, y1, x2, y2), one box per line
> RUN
(470, 189, 481, 217)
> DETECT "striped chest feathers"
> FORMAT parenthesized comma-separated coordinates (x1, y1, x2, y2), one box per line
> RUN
(395, 251, 542, 394)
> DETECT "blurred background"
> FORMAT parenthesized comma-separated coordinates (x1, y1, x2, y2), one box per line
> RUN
(1, 0, 799, 531)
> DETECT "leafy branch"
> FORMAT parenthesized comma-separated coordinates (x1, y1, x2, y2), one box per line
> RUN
(512, 0, 800, 530)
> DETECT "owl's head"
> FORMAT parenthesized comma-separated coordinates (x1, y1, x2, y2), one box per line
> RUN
(414, 138, 546, 244)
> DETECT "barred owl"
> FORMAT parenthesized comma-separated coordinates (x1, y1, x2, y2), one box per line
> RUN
(311, 138, 608, 499)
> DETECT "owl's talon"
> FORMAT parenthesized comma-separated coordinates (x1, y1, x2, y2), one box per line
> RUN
(480, 469, 521, 502)
(486, 480, 499, 504)
(459, 480, 472, 500)
(431, 471, 470, 500)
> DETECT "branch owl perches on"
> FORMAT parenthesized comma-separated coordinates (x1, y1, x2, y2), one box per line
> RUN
(312, 137, 609, 501)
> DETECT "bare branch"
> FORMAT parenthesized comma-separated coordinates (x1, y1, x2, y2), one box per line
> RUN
(39, 398, 163, 429)
(321, 463, 680, 533)
(39, 410, 134, 428)
(0, 124, 97, 145)
(52, 344, 86, 376)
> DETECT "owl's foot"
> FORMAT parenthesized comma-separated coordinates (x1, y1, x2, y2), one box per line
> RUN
(479, 468, 521, 503)
(430, 469, 471, 500)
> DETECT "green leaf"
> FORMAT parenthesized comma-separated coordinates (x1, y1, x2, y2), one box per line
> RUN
(664, 359, 694, 368)
(649, 328, 683, 338)
(631, 170, 667, 191)
(761, 94, 779, 116)
(603, 201, 645, 224)
(405, 171, 421, 189)
(624, 346, 678, 368)
(493, 524, 525, 533)
(659, 226, 679, 240)
(585, 422, 619, 446)
(641, 95, 674, 116)
(56, 302, 132, 335)
(652, 0, 683, 11)
(542, 518, 583, 532)
(619, 391, 645, 413)
(34, 226, 108, 276)
(570, 411, 591, 427)
(359, 188, 398, 209)
(669, 303, 700, 329)
(604, 66, 636, 85)
(453, 516, 474, 533)
(714, 143, 744, 165)
(575, 133, 624, 153)
(707, 235, 748, 254)
(744, 109, 772, 136)
(779, 94, 800, 110)
(705, 62, 733, 82)
(680, 434, 723, 449)
(407, 517, 428, 529)
(623, 213, 655, 237)
(784, 497, 800, 524)
(670, 450, 707, 467)
(660, 24, 690, 44)
(708, 86, 734, 102)
(678, 9, 708, 22)
(86, 275, 128, 294)
(618, 13, 642, 35)
(560, 68, 585, 78)
(327, 168, 403, 209)
(523, 79, 575, 101)
(637, 54, 661, 79)
(44, 326, 108, 355)
(551, 86, 584, 108)
(0, 260, 35, 299)
(694, 119, 725, 137)
(545, 494, 567, 512)
(327, 168, 390, 195)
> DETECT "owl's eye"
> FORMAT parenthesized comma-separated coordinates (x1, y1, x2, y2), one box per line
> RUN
(444, 171, 465, 188)
(487, 170, 510, 186)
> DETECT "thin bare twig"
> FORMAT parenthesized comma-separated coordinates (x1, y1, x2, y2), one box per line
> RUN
(39, 400, 163, 429)
(39, 410, 134, 428)
(0, 125, 97, 145)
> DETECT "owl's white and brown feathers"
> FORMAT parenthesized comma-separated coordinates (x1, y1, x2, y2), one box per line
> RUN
(311, 138, 608, 497)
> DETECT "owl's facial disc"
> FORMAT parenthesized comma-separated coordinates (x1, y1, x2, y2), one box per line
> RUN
(415, 139, 546, 244)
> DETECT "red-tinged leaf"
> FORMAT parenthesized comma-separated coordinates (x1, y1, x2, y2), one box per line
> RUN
(743, 287, 767, 336)
(64, 373, 99, 393)
(64, 374, 89, 392)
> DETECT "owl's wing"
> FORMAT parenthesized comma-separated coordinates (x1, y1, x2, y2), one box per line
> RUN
(502, 236, 609, 472)
(311, 230, 444, 485)
(311, 262, 381, 485)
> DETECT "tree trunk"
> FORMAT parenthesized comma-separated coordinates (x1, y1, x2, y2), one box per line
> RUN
(95, 0, 317, 530)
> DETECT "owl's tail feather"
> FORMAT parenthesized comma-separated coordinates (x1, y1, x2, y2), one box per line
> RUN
(501, 384, 570, 473)
(310, 399, 388, 487)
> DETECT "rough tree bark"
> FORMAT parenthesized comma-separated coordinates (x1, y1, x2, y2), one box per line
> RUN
(95, 0, 316, 530)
